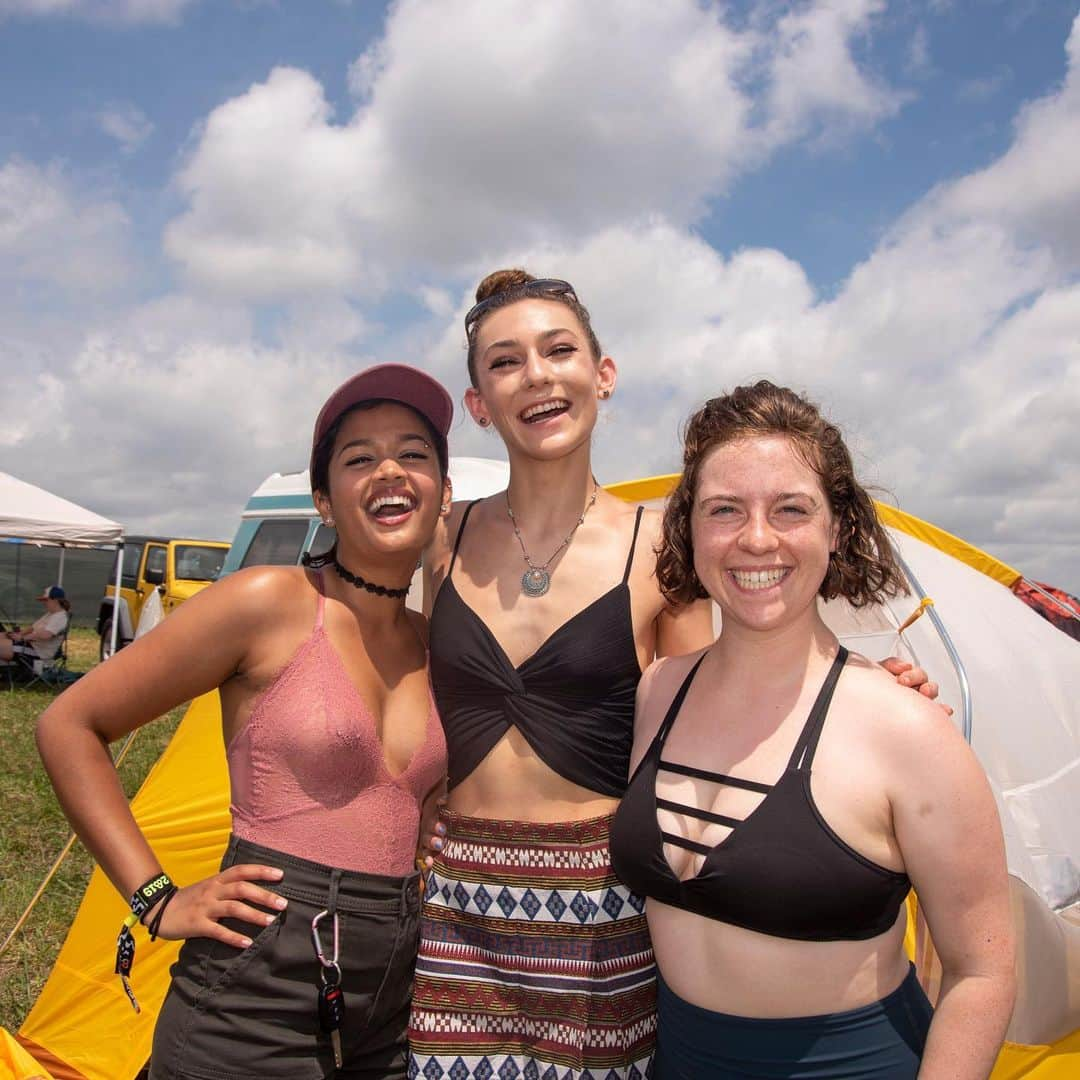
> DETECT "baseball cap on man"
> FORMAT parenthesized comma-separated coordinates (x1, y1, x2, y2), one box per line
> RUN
(37, 585, 66, 600)
(309, 364, 453, 486)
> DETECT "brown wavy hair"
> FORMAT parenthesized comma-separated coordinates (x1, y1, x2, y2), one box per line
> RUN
(465, 268, 603, 386)
(657, 380, 907, 609)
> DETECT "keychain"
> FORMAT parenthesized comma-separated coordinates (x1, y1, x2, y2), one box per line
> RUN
(311, 909, 345, 1068)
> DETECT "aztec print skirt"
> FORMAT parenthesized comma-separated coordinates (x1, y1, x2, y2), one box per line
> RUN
(407, 811, 657, 1080)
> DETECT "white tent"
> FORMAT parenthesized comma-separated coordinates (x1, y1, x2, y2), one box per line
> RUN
(0, 473, 123, 547)
(0, 471, 125, 652)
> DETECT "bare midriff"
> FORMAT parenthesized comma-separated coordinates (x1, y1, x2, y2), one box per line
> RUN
(448, 727, 621, 822)
(650, 901, 911, 1018)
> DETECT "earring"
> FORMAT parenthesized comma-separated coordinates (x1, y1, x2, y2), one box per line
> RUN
(323, 518, 334, 527)
(440, 503, 450, 513)
(478, 417, 489, 427)
(600, 389, 611, 399)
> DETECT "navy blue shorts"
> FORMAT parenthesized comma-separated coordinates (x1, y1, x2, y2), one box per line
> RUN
(655, 964, 933, 1079)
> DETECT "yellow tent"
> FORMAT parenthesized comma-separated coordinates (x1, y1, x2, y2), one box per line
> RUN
(15, 478, 1080, 1078)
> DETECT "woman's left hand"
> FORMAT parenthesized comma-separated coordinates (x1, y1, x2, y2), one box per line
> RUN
(880, 657, 953, 716)
(416, 785, 448, 875)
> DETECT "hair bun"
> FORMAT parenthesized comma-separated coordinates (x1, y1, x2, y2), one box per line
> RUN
(475, 268, 535, 304)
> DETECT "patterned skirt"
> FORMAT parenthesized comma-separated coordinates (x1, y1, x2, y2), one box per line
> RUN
(407, 811, 657, 1079)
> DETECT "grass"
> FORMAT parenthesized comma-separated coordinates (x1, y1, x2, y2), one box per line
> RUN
(0, 628, 186, 1033)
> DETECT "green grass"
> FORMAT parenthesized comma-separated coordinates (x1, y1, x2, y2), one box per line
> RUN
(0, 629, 186, 1033)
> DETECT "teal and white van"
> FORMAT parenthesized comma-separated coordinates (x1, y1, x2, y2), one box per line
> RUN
(221, 458, 511, 604)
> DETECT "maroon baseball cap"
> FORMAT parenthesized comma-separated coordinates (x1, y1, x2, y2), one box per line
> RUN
(309, 364, 453, 486)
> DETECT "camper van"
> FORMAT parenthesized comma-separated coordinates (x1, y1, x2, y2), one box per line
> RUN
(221, 459, 511, 606)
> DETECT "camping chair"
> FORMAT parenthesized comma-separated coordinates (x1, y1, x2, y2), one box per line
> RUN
(4, 624, 72, 691)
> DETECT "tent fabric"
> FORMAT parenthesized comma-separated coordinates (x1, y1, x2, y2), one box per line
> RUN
(1014, 580, 1080, 642)
(0, 473, 123, 546)
(0, 1028, 54, 1080)
(18, 473, 1080, 1077)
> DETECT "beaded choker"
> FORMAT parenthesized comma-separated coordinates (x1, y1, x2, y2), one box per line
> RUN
(332, 557, 410, 599)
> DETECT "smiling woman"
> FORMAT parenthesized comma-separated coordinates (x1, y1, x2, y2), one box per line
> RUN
(35, 364, 453, 1079)
(610, 381, 1016, 1079)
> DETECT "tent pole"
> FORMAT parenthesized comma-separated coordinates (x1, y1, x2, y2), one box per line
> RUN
(57, 546, 65, 587)
(109, 542, 124, 658)
(893, 549, 973, 744)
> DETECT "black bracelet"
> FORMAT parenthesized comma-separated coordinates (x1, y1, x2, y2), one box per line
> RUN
(147, 885, 179, 941)
(116, 871, 176, 1012)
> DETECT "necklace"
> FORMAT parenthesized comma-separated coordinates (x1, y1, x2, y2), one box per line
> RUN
(332, 557, 410, 599)
(505, 481, 598, 598)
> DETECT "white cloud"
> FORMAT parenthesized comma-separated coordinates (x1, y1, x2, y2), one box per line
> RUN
(98, 103, 154, 152)
(0, 157, 132, 293)
(165, 0, 900, 299)
(0, 0, 196, 22)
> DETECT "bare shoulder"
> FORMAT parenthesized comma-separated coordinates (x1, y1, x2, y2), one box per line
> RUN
(840, 651, 966, 761)
(635, 646, 710, 739)
(200, 565, 314, 629)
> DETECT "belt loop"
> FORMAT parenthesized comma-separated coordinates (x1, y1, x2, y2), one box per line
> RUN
(328, 869, 342, 917)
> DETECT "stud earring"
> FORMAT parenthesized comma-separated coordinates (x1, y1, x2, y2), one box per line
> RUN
(478, 417, 489, 427)
(440, 503, 450, 513)
(600, 389, 611, 399)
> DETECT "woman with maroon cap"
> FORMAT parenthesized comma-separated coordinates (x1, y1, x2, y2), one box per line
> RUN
(37, 364, 454, 1079)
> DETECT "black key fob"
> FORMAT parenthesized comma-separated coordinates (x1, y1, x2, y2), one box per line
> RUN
(318, 982, 345, 1033)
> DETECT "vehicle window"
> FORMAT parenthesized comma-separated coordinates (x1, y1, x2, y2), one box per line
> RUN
(309, 524, 336, 559)
(175, 544, 226, 582)
(121, 544, 143, 588)
(144, 546, 167, 581)
(239, 519, 310, 569)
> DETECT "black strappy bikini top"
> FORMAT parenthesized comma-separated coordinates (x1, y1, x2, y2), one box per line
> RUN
(610, 647, 911, 941)
(429, 502, 644, 797)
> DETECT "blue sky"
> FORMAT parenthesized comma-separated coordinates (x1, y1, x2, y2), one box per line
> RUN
(1, 0, 1079, 592)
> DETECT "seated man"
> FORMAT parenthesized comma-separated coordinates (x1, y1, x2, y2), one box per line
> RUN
(1, 585, 71, 666)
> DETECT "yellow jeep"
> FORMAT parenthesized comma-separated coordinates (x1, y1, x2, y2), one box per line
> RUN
(97, 536, 229, 659)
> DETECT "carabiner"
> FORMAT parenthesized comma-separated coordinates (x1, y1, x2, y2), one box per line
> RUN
(310, 908, 339, 969)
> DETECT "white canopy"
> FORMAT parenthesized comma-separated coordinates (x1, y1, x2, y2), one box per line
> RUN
(0, 471, 123, 545)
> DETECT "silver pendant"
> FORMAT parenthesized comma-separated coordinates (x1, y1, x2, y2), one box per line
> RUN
(522, 568, 550, 597)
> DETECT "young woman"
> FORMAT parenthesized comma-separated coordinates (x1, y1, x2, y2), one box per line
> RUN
(36, 364, 453, 1080)
(407, 272, 943, 1079)
(610, 382, 1015, 1079)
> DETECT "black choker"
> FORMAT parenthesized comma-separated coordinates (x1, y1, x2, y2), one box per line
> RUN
(332, 558, 410, 599)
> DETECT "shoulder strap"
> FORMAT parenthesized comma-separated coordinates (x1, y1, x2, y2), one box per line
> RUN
(313, 568, 326, 631)
(789, 646, 849, 772)
(655, 652, 708, 750)
(447, 500, 480, 577)
(621, 505, 645, 584)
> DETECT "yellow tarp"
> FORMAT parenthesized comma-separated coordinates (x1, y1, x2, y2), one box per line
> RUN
(18, 694, 231, 1080)
(0, 1029, 54, 1080)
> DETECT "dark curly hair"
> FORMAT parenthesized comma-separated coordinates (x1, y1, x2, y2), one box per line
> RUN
(465, 268, 603, 386)
(657, 380, 907, 609)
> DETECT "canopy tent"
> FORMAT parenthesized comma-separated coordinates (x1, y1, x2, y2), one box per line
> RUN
(0, 473, 122, 547)
(12, 470, 1080, 1078)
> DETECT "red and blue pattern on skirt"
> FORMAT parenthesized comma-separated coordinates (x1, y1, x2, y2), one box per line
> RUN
(408, 811, 656, 1080)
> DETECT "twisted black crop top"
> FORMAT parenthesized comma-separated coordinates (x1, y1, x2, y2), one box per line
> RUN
(430, 502, 644, 797)
(610, 647, 911, 941)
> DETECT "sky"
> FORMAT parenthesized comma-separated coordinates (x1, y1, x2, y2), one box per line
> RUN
(1, 0, 1078, 593)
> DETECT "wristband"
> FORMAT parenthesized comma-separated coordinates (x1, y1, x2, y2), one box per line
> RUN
(115, 871, 176, 1012)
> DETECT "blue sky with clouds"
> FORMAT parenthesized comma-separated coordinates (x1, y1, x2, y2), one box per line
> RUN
(2, 0, 1079, 592)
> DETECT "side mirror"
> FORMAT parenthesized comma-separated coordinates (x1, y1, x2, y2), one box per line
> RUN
(143, 567, 165, 586)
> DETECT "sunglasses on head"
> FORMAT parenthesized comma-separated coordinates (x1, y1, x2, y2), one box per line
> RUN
(463, 279, 578, 337)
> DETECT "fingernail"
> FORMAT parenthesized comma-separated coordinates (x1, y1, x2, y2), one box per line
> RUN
(424, 856, 433, 867)
(274, 897, 288, 910)
(265, 913, 275, 925)
(433, 839, 443, 850)
(436, 824, 447, 836)
(271, 869, 285, 879)
(241, 937, 253, 948)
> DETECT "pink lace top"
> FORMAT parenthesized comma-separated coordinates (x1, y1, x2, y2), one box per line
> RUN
(226, 575, 447, 876)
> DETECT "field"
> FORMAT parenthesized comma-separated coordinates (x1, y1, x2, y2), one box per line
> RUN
(0, 629, 185, 1033)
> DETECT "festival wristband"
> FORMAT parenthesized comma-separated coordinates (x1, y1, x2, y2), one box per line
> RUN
(115, 872, 177, 1012)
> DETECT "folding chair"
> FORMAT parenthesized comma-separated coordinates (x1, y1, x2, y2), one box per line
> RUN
(22, 624, 72, 689)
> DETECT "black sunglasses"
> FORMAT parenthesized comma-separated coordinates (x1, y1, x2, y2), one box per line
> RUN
(463, 278, 578, 336)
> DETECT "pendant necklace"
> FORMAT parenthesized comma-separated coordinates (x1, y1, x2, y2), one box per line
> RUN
(506, 481, 599, 598)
